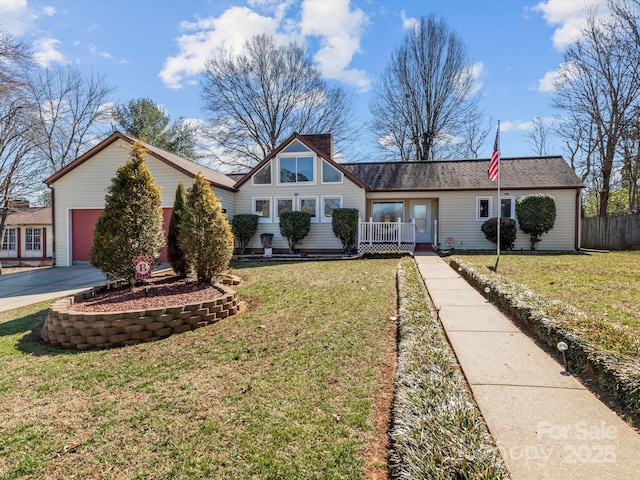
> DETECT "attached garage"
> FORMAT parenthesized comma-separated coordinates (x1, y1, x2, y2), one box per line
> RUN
(69, 208, 173, 264)
(45, 132, 236, 266)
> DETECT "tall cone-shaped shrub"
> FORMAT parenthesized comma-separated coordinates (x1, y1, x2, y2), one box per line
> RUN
(180, 174, 234, 284)
(91, 142, 165, 285)
(167, 183, 189, 277)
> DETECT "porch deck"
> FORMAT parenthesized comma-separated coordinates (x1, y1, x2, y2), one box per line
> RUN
(357, 219, 418, 255)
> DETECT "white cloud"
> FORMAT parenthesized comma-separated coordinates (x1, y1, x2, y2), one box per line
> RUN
(159, 6, 282, 89)
(533, 0, 609, 93)
(0, 0, 38, 36)
(533, 0, 608, 48)
(538, 69, 561, 93)
(400, 9, 418, 30)
(160, 1, 370, 91)
(299, 0, 370, 90)
(33, 37, 68, 67)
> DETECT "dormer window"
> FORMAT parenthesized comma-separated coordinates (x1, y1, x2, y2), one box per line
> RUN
(279, 156, 314, 184)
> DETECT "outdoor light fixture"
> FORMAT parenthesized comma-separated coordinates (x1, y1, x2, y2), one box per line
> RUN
(436, 305, 441, 322)
(557, 341, 569, 373)
(484, 286, 491, 301)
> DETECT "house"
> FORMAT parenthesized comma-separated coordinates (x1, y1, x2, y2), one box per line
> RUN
(1, 204, 53, 267)
(44, 131, 583, 266)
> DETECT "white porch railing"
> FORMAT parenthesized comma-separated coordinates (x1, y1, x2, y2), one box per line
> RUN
(358, 218, 416, 251)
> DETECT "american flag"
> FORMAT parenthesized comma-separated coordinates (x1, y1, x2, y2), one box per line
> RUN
(488, 127, 499, 182)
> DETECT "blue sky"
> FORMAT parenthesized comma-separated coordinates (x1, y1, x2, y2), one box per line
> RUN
(1, 0, 609, 165)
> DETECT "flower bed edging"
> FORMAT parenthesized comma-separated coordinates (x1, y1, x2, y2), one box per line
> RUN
(41, 283, 239, 351)
(450, 256, 640, 417)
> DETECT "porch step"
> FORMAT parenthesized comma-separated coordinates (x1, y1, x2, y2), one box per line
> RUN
(414, 243, 433, 252)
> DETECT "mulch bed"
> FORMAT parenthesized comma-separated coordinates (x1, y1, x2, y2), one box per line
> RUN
(72, 274, 222, 312)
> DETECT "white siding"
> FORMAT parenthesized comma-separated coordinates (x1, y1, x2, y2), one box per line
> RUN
(235, 158, 366, 251)
(437, 189, 579, 251)
(51, 139, 235, 266)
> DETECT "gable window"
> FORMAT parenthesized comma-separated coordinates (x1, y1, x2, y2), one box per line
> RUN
(299, 197, 318, 223)
(322, 160, 342, 183)
(253, 198, 272, 223)
(2, 228, 16, 251)
(26, 228, 42, 251)
(279, 156, 314, 184)
(476, 197, 492, 221)
(253, 162, 272, 185)
(372, 202, 404, 222)
(500, 196, 516, 219)
(321, 196, 343, 222)
(275, 197, 293, 222)
(282, 140, 310, 153)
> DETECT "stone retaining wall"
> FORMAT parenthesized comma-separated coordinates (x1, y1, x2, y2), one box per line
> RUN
(41, 283, 239, 351)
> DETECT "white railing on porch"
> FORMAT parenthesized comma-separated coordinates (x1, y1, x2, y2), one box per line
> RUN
(358, 217, 416, 246)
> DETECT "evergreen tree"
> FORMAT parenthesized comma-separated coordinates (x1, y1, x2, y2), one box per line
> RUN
(167, 183, 189, 277)
(180, 174, 234, 284)
(90, 142, 165, 285)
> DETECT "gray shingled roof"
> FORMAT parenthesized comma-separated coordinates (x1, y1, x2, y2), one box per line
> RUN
(131, 136, 237, 190)
(341, 156, 583, 191)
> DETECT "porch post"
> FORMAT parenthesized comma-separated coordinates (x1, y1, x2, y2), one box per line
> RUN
(434, 219, 438, 246)
(358, 217, 362, 245)
(411, 218, 416, 244)
(397, 217, 402, 247)
(369, 217, 373, 246)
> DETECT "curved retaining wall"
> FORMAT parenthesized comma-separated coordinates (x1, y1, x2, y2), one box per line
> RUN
(41, 283, 239, 351)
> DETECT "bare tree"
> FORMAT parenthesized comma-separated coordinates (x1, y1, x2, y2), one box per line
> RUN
(449, 111, 492, 159)
(553, 9, 640, 217)
(200, 34, 357, 169)
(0, 30, 38, 274)
(370, 15, 483, 161)
(27, 66, 114, 173)
(526, 117, 554, 156)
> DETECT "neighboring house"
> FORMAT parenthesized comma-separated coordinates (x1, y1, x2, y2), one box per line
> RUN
(44, 131, 583, 266)
(1, 206, 53, 266)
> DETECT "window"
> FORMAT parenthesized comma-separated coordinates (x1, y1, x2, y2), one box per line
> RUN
(321, 196, 343, 222)
(279, 156, 314, 183)
(299, 197, 318, 222)
(476, 197, 492, 221)
(282, 140, 310, 153)
(2, 228, 16, 251)
(253, 162, 272, 185)
(253, 198, 271, 223)
(275, 197, 293, 221)
(26, 228, 42, 251)
(500, 196, 515, 219)
(322, 160, 342, 183)
(372, 202, 404, 222)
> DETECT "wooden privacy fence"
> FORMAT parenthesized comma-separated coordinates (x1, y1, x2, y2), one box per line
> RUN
(581, 213, 640, 250)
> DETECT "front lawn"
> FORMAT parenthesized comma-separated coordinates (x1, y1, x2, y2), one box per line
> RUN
(455, 251, 639, 330)
(0, 260, 399, 479)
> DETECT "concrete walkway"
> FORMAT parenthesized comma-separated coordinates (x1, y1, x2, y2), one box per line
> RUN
(414, 252, 640, 479)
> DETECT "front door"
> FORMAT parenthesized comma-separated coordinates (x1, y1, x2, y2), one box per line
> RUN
(410, 200, 431, 243)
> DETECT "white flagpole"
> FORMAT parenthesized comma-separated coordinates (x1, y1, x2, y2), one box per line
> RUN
(495, 121, 501, 271)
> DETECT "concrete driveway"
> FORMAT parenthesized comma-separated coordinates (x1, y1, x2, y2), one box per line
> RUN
(0, 265, 108, 313)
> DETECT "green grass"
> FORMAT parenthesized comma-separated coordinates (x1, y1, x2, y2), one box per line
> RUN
(0, 260, 399, 480)
(454, 251, 639, 329)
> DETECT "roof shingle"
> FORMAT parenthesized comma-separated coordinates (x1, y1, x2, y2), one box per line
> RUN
(341, 156, 583, 191)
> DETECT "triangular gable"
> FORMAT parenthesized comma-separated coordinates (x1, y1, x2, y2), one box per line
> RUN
(44, 131, 237, 191)
(234, 132, 366, 189)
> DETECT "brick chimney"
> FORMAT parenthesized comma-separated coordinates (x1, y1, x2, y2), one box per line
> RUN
(301, 134, 332, 158)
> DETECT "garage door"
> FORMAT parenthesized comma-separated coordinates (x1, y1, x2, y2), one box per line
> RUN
(70, 208, 172, 263)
